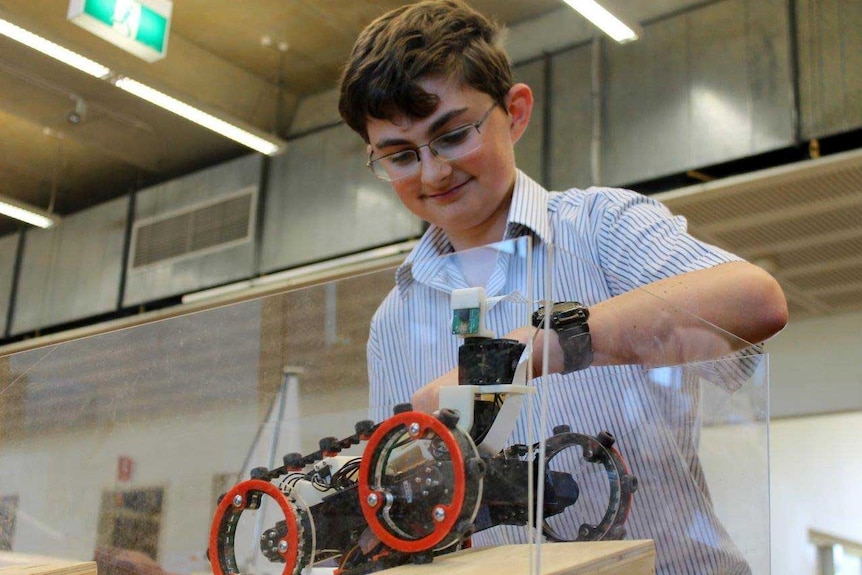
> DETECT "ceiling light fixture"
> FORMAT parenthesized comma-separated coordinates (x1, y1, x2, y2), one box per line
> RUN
(0, 194, 60, 229)
(561, 0, 639, 43)
(0, 17, 286, 156)
(113, 77, 284, 156)
(0, 17, 111, 78)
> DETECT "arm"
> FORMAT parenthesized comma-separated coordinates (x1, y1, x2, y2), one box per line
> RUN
(412, 261, 787, 413)
(546, 260, 786, 372)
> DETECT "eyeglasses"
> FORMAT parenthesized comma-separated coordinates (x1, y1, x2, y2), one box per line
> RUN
(367, 103, 497, 182)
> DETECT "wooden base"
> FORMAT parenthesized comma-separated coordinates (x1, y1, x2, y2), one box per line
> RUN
(0, 554, 96, 575)
(381, 541, 655, 575)
(0, 542, 654, 575)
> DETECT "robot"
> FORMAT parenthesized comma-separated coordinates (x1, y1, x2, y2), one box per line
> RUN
(209, 288, 637, 575)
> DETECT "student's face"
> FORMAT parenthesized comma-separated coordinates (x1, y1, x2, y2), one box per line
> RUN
(365, 76, 533, 250)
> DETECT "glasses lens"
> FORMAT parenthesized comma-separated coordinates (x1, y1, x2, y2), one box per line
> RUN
(430, 125, 480, 161)
(370, 150, 419, 182)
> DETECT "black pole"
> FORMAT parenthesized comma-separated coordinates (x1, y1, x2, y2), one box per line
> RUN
(4, 227, 27, 339)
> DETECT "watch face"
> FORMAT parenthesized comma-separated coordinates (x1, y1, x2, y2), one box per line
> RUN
(551, 302, 589, 325)
(533, 302, 589, 328)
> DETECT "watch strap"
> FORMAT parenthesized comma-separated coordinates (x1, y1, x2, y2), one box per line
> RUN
(557, 327, 593, 373)
(532, 302, 593, 374)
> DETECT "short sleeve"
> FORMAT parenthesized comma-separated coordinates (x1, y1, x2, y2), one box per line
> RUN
(587, 188, 741, 295)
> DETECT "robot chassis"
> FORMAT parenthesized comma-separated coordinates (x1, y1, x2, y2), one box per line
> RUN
(209, 289, 638, 575)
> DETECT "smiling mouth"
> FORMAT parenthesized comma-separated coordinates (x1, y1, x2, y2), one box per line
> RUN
(426, 178, 471, 200)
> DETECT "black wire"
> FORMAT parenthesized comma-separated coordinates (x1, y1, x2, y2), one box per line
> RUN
(329, 458, 362, 490)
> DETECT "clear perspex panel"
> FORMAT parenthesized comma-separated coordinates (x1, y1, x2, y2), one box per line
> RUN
(530, 242, 769, 575)
(0, 236, 769, 575)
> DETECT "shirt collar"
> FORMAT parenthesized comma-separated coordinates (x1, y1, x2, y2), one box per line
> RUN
(506, 169, 551, 245)
(395, 169, 550, 296)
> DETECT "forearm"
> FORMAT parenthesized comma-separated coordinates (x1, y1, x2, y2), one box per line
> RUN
(526, 261, 785, 373)
(578, 261, 787, 367)
(412, 262, 787, 412)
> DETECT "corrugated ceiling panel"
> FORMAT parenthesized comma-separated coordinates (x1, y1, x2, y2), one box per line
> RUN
(661, 149, 862, 318)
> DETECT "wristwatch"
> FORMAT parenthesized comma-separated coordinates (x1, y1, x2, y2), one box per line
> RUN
(532, 301, 593, 374)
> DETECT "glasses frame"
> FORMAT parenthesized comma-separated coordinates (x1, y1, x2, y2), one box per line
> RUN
(367, 103, 498, 182)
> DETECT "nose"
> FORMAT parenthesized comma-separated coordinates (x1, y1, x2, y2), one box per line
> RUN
(418, 146, 452, 186)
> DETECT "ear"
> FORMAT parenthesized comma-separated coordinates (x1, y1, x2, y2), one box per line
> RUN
(505, 83, 533, 144)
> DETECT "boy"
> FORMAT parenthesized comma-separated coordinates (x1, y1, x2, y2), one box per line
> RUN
(338, 1, 787, 573)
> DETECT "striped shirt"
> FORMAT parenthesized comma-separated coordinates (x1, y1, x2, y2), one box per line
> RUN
(367, 170, 752, 574)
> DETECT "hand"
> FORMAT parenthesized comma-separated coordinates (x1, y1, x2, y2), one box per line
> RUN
(411, 367, 458, 413)
(93, 547, 174, 575)
(409, 325, 562, 413)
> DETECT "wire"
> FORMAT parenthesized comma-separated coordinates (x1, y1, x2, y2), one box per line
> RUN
(338, 545, 361, 570)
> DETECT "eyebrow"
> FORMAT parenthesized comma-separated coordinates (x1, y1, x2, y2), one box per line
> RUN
(373, 107, 470, 150)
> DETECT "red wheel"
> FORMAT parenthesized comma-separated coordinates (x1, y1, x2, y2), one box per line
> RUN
(358, 411, 480, 553)
(209, 479, 301, 575)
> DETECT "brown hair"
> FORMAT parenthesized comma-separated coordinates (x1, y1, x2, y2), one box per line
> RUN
(338, 0, 513, 142)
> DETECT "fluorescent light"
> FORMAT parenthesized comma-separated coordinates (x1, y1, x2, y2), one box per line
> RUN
(113, 77, 285, 156)
(0, 17, 285, 155)
(0, 195, 60, 228)
(0, 17, 111, 78)
(562, 0, 639, 43)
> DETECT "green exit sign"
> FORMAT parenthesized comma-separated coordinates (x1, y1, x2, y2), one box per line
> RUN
(68, 0, 172, 62)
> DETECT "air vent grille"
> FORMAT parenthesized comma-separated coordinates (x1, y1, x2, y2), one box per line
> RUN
(132, 188, 254, 269)
(659, 148, 862, 318)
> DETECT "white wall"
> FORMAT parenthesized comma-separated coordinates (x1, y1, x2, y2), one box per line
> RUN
(766, 310, 862, 418)
(769, 412, 862, 575)
(0, 391, 369, 574)
(0, 406, 254, 571)
(765, 310, 862, 574)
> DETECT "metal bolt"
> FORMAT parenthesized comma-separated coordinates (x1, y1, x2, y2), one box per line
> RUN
(408, 422, 421, 437)
(277, 540, 288, 553)
(232, 494, 243, 508)
(433, 506, 446, 522)
(367, 493, 379, 507)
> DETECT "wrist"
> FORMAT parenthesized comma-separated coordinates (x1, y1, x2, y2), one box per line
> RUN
(532, 302, 593, 374)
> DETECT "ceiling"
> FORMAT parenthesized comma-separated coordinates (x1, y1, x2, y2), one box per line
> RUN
(0, 0, 722, 238)
(0, 0, 568, 236)
(659, 148, 862, 322)
(0, 0, 861, 328)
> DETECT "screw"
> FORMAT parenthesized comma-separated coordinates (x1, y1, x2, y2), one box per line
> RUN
(367, 493, 379, 507)
(277, 540, 288, 553)
(433, 506, 446, 522)
(232, 494, 243, 508)
(408, 422, 421, 437)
